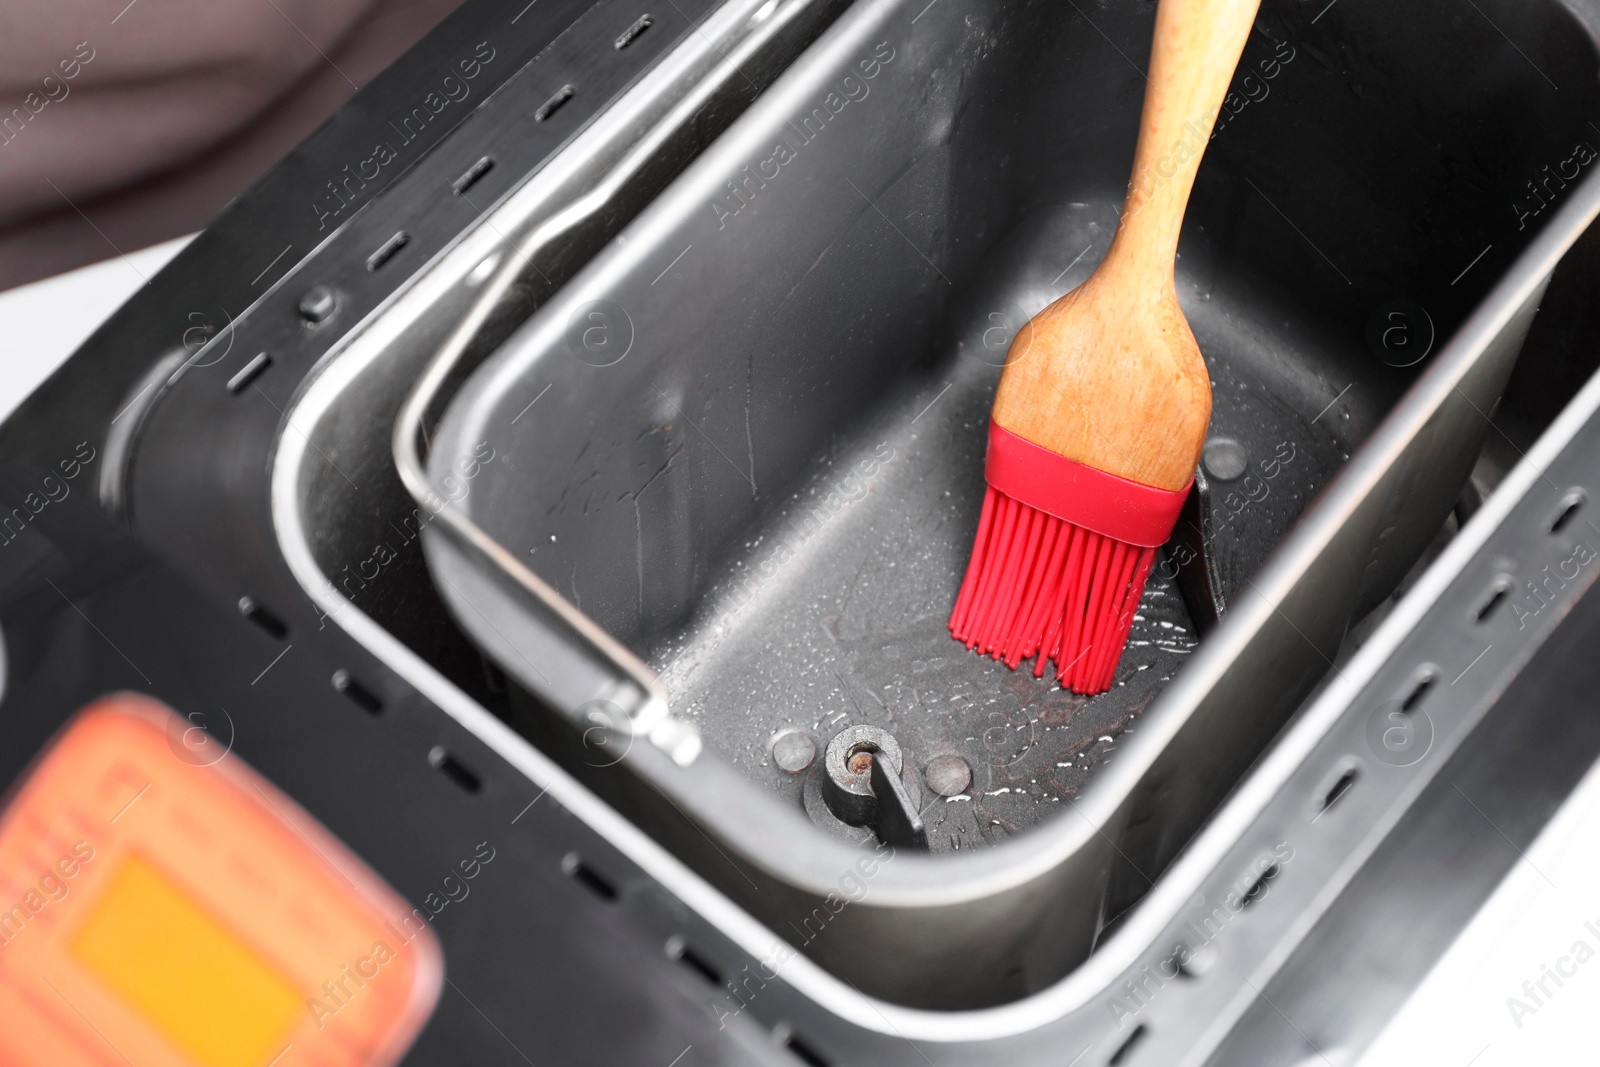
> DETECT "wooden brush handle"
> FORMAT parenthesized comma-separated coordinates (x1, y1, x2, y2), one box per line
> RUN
(1103, 0, 1262, 285)
(991, 0, 1260, 491)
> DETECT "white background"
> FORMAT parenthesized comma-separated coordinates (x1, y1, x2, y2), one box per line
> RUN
(0, 234, 191, 423)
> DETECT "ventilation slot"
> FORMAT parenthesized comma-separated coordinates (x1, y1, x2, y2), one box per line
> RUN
(332, 669, 383, 714)
(779, 1030, 830, 1067)
(237, 596, 288, 639)
(1475, 579, 1511, 623)
(562, 853, 619, 902)
(1319, 767, 1358, 814)
(666, 937, 722, 987)
(1109, 1024, 1148, 1065)
(429, 745, 482, 794)
(535, 84, 576, 122)
(1550, 492, 1584, 534)
(366, 232, 410, 272)
(481, 656, 508, 695)
(452, 156, 495, 196)
(614, 14, 653, 49)
(1240, 863, 1280, 908)
(226, 352, 271, 393)
(1402, 673, 1435, 712)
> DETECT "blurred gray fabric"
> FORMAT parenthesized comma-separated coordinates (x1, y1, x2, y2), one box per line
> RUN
(0, 0, 464, 289)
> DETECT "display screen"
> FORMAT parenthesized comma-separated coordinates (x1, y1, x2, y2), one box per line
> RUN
(71, 854, 304, 1067)
(0, 694, 441, 1067)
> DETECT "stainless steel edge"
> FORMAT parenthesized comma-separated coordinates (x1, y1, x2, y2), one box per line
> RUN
(388, 0, 844, 765)
(274, 0, 1600, 1046)
(414, 0, 1599, 981)
(273, 178, 1600, 1048)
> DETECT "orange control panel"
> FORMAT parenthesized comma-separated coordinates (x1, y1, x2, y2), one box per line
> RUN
(0, 693, 442, 1066)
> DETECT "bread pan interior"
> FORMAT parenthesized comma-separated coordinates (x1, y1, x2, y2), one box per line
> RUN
(418, 0, 1600, 1007)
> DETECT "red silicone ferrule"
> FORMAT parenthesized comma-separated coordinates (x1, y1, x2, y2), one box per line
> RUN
(983, 420, 1191, 548)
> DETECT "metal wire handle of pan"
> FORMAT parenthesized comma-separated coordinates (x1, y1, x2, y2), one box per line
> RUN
(392, 0, 839, 768)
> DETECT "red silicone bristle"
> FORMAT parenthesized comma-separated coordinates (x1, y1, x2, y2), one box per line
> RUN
(1066, 534, 1120, 691)
(947, 490, 1156, 696)
(1092, 547, 1156, 692)
(950, 486, 999, 637)
(975, 507, 1018, 654)
(995, 509, 1048, 658)
(1029, 561, 1068, 676)
(1006, 517, 1064, 668)
(964, 493, 1019, 649)
(1059, 534, 1111, 690)
(1036, 522, 1087, 676)
(1082, 544, 1139, 688)
(947, 489, 998, 639)
(981, 502, 1034, 656)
